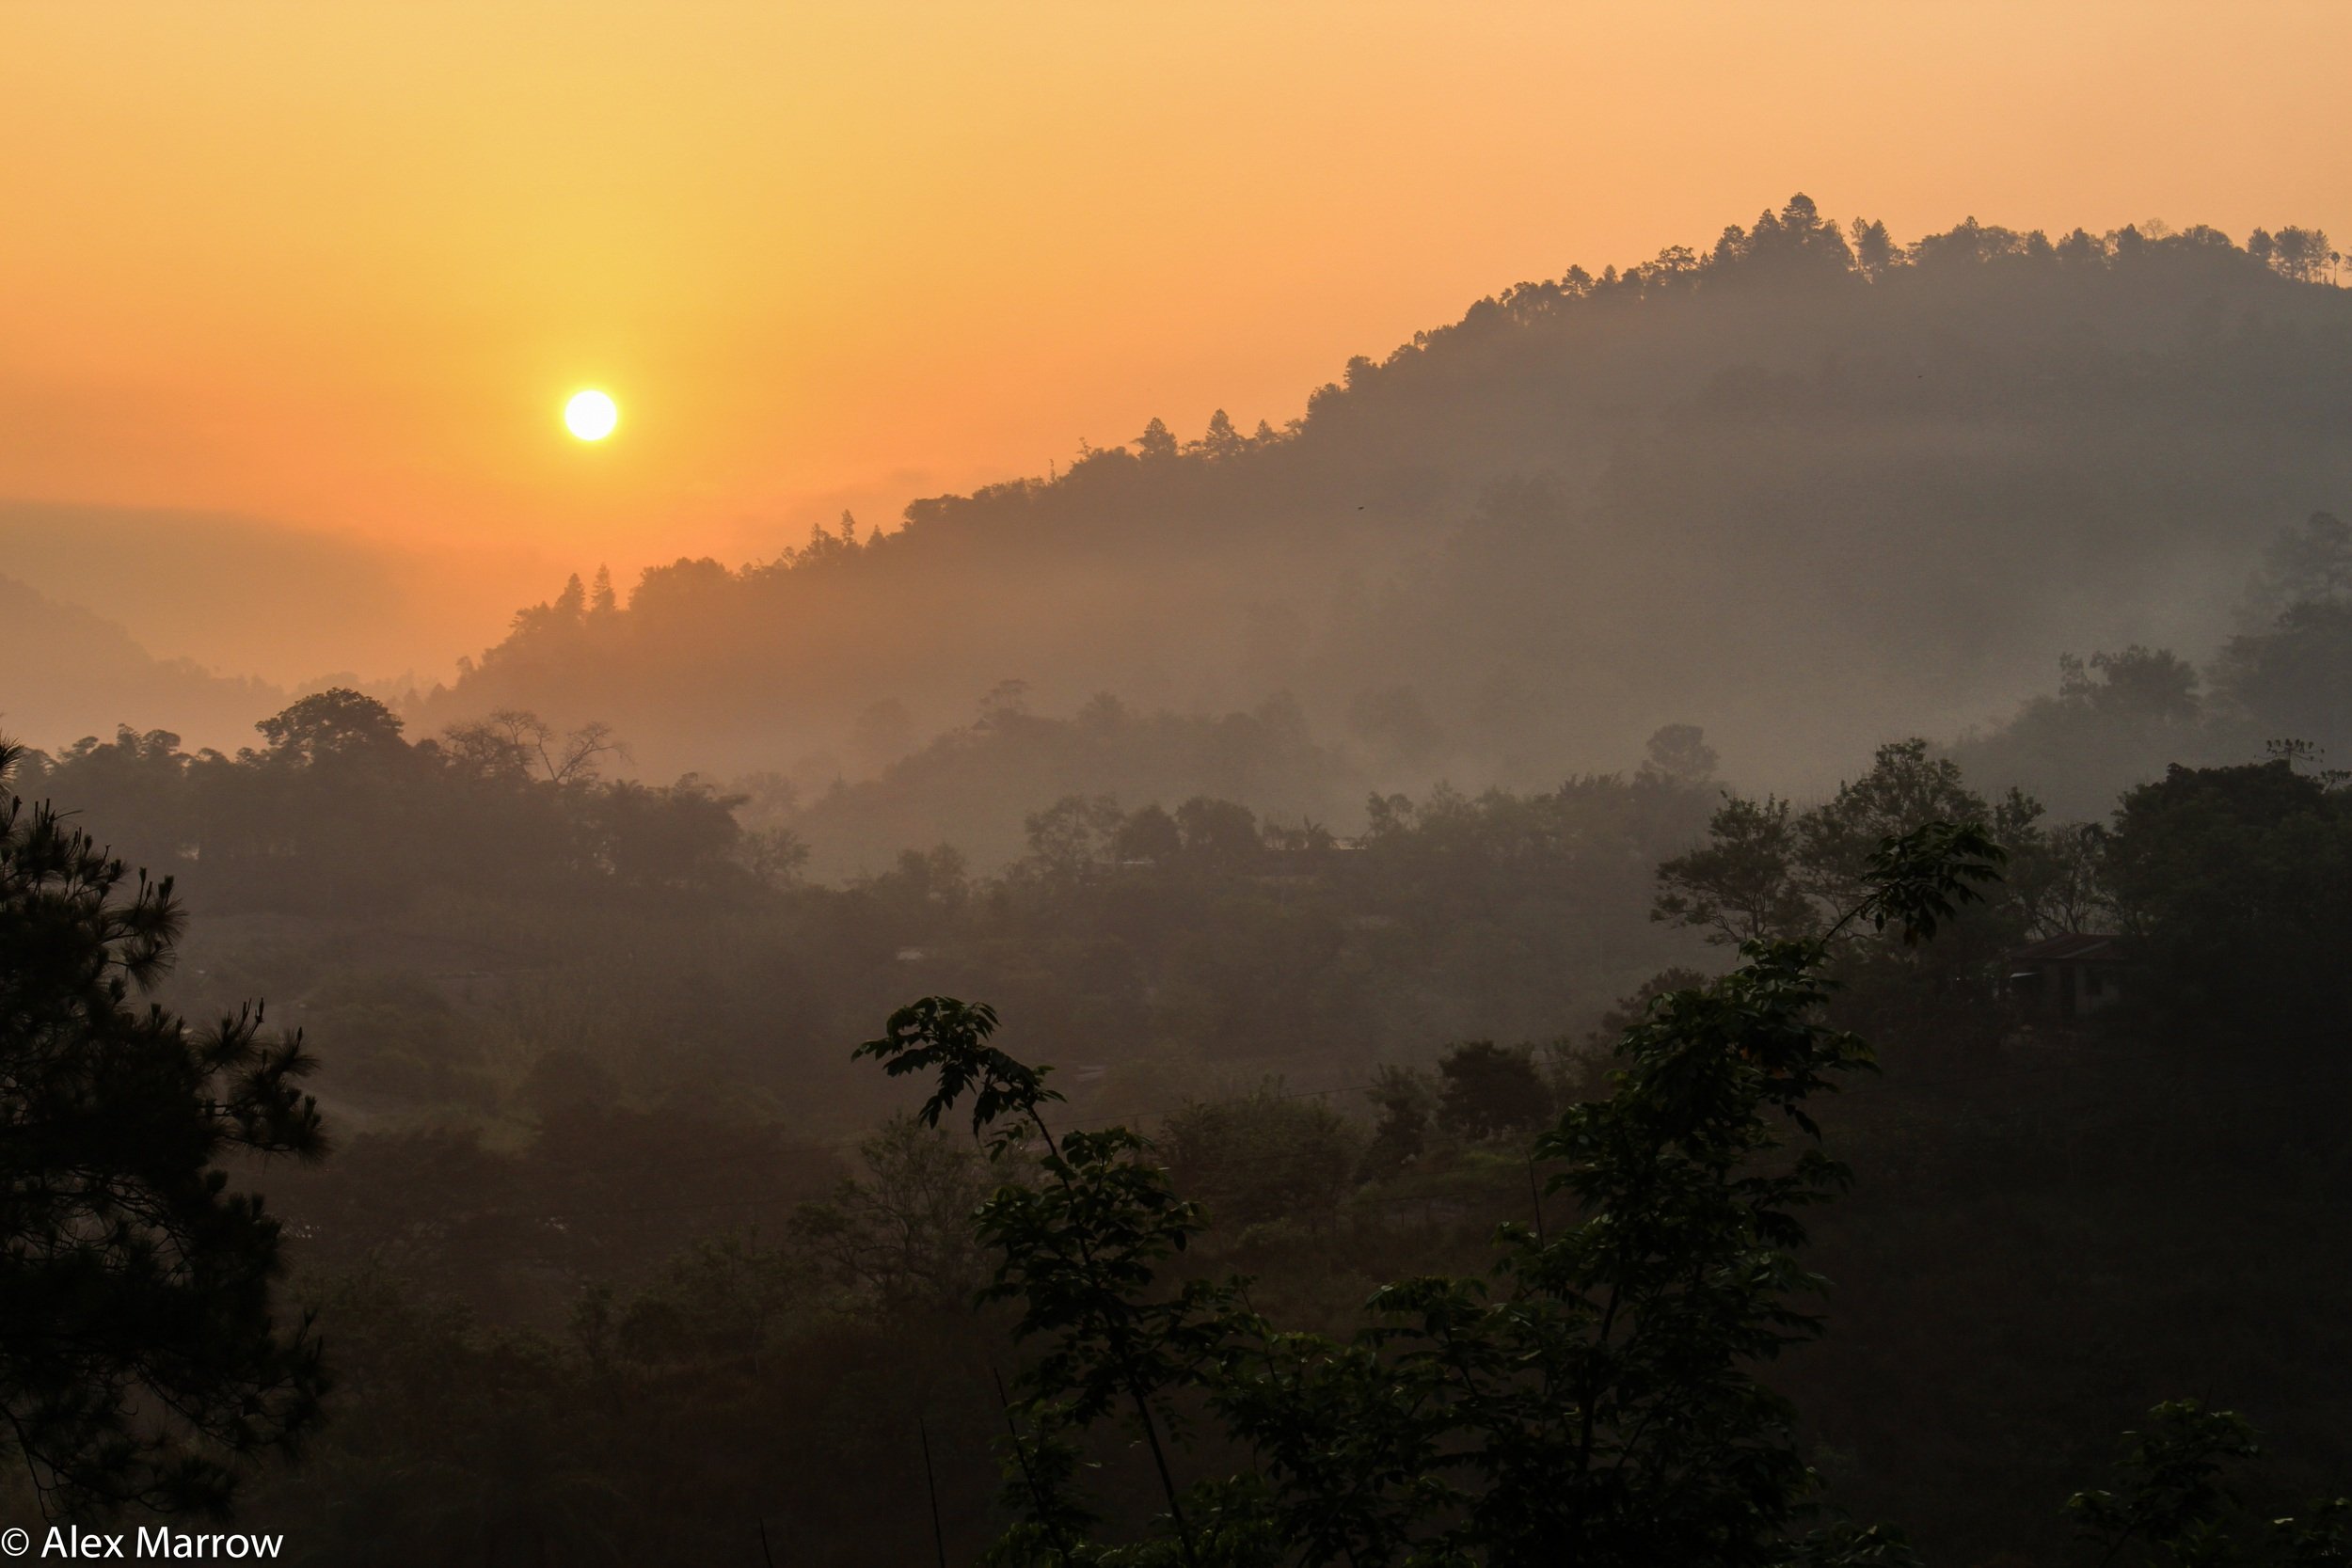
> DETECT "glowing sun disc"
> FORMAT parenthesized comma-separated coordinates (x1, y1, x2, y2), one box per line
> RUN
(564, 389, 618, 441)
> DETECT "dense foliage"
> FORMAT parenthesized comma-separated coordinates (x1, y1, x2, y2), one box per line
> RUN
(13, 695, 1721, 1116)
(2102, 754, 2352, 1030)
(12, 682, 2352, 1563)
(852, 820, 2002, 1566)
(0, 742, 325, 1517)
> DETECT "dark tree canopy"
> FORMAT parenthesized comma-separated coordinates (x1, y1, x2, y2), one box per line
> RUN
(851, 816, 2012, 1566)
(2104, 757, 2352, 1028)
(0, 740, 326, 1517)
(252, 686, 405, 765)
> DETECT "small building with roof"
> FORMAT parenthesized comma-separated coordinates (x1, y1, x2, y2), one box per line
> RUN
(2007, 932, 2128, 1021)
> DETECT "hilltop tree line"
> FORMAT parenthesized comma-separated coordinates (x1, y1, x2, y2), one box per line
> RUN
(410, 195, 2352, 812)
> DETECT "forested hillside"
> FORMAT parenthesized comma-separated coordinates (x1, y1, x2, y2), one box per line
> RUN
(421, 198, 2352, 818)
(18, 689, 2348, 1565)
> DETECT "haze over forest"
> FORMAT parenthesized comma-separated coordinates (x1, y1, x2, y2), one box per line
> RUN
(8, 6, 2352, 1564)
(17, 196, 2352, 870)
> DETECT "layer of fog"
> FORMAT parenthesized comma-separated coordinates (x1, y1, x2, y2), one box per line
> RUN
(394, 202, 2351, 868)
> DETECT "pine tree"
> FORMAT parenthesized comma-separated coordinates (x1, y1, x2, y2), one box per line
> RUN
(0, 740, 327, 1516)
(1135, 417, 1179, 460)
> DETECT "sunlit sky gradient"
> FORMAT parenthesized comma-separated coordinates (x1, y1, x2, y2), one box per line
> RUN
(6, 1, 2349, 674)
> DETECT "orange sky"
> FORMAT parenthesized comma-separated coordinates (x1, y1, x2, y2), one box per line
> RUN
(6, 0, 2350, 673)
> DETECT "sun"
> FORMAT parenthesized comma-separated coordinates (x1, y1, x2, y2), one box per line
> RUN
(564, 388, 618, 441)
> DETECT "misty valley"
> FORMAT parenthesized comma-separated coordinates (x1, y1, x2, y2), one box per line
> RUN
(7, 198, 2352, 1566)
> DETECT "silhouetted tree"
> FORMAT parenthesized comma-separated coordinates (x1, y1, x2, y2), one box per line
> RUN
(1435, 1038, 1550, 1139)
(1112, 802, 1182, 866)
(1135, 417, 1179, 460)
(855, 818, 2005, 1564)
(1361, 1062, 1438, 1174)
(2103, 758, 2352, 1028)
(253, 688, 405, 765)
(2249, 225, 2340, 284)
(0, 741, 327, 1516)
(1640, 722, 1720, 785)
(1849, 216, 1899, 277)
(1024, 794, 1123, 880)
(1173, 797, 1259, 870)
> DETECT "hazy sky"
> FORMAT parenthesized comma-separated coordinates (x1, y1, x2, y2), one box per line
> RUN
(7, 1, 2348, 626)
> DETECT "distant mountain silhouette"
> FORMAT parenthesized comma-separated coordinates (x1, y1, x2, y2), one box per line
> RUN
(419, 197, 2352, 802)
(0, 574, 283, 751)
(0, 500, 546, 690)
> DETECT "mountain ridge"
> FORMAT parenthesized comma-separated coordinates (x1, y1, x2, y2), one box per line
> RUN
(389, 198, 2351, 808)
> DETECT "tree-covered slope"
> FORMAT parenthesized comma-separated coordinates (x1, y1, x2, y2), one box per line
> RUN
(421, 198, 2352, 799)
